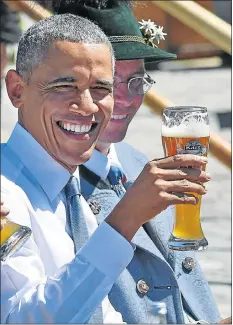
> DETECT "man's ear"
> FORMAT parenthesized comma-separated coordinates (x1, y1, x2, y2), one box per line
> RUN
(5, 70, 26, 108)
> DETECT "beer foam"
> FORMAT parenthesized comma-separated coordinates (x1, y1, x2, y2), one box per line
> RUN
(161, 123, 209, 138)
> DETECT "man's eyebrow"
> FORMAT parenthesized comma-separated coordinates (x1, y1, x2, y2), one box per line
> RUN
(133, 68, 145, 75)
(115, 69, 145, 80)
(95, 79, 114, 87)
(47, 77, 77, 85)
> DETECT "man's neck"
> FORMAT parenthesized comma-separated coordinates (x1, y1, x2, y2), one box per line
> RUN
(95, 141, 111, 156)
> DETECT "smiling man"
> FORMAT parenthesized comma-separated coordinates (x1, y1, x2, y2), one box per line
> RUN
(95, 60, 146, 153)
(0, 8, 222, 325)
(12, 32, 114, 171)
(1, 13, 119, 323)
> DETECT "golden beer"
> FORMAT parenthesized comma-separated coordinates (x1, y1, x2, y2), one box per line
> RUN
(162, 136, 209, 239)
(1, 217, 31, 261)
(162, 106, 209, 251)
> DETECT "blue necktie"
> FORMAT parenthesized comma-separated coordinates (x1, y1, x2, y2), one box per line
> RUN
(65, 176, 103, 323)
(65, 176, 89, 251)
(107, 165, 126, 199)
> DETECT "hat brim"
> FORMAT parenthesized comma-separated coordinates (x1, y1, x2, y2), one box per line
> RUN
(112, 42, 177, 62)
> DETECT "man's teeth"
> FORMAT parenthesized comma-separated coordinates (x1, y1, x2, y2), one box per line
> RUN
(59, 122, 92, 133)
(111, 114, 127, 120)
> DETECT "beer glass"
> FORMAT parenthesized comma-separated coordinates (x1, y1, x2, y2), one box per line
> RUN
(1, 217, 31, 261)
(162, 106, 209, 251)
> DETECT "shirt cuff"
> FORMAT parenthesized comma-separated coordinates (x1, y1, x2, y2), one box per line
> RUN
(78, 221, 134, 280)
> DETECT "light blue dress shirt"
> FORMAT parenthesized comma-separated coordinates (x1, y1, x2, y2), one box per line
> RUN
(1, 123, 134, 324)
(84, 145, 121, 179)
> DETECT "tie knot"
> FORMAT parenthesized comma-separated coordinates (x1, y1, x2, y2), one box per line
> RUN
(65, 176, 80, 198)
(108, 165, 126, 185)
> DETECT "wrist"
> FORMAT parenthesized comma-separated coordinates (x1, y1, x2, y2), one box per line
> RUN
(106, 201, 142, 242)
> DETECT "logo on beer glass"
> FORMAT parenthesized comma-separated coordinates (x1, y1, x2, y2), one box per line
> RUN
(177, 140, 207, 156)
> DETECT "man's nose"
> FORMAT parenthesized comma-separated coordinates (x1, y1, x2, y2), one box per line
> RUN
(114, 83, 134, 106)
(69, 90, 98, 116)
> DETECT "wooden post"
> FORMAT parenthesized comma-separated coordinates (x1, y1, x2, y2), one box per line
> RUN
(151, 1, 231, 55)
(3, 0, 51, 21)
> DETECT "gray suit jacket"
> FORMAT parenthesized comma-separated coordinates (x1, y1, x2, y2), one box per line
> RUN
(80, 142, 221, 324)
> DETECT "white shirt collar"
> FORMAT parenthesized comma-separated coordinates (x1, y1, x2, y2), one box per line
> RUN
(83, 144, 122, 179)
(7, 122, 77, 201)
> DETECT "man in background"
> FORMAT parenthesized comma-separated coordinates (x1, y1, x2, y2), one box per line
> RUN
(53, 0, 222, 323)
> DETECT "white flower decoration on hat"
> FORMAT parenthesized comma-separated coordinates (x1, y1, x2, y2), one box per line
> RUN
(152, 25, 167, 44)
(138, 19, 167, 47)
(139, 19, 157, 34)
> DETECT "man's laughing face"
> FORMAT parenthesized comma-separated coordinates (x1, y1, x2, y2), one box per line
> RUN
(6, 40, 114, 172)
(98, 59, 144, 146)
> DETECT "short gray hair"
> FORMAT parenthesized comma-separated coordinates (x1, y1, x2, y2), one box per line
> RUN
(16, 13, 115, 81)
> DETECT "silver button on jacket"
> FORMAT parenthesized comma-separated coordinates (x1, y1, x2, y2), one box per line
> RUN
(136, 279, 149, 294)
(182, 257, 195, 271)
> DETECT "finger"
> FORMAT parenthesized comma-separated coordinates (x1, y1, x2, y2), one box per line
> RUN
(152, 154, 208, 169)
(0, 205, 10, 217)
(164, 192, 199, 205)
(165, 179, 207, 195)
(218, 317, 232, 324)
(157, 168, 211, 183)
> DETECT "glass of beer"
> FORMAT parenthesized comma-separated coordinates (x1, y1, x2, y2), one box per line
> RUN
(1, 217, 31, 261)
(162, 106, 209, 251)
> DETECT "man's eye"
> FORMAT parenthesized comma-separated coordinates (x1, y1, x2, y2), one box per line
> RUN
(52, 85, 77, 91)
(90, 87, 112, 100)
(92, 86, 111, 92)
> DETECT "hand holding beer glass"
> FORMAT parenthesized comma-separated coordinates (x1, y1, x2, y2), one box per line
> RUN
(1, 202, 31, 261)
(162, 106, 210, 251)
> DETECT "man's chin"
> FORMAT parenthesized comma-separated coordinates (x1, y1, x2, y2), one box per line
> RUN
(79, 141, 99, 162)
(78, 149, 94, 164)
(57, 146, 95, 171)
(100, 131, 127, 144)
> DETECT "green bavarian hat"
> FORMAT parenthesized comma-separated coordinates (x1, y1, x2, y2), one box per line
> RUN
(56, 1, 176, 62)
